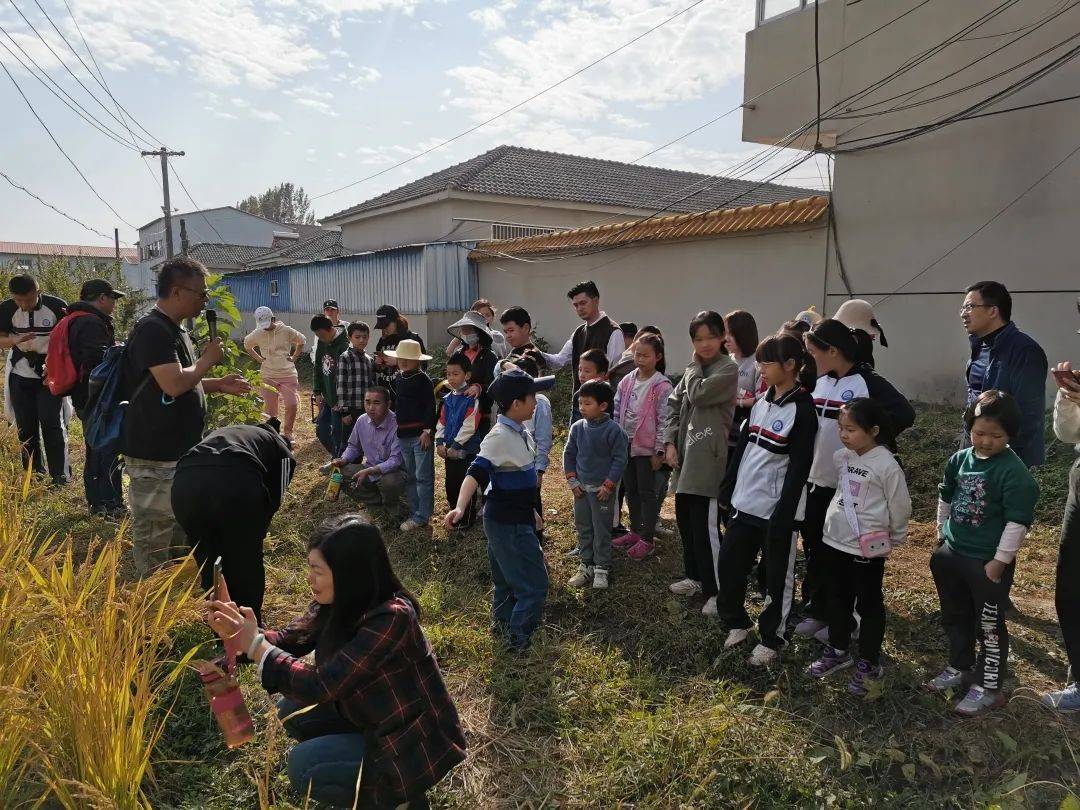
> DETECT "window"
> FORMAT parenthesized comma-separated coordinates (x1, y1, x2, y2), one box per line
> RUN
(270, 279, 279, 297)
(757, 0, 815, 26)
(490, 223, 560, 240)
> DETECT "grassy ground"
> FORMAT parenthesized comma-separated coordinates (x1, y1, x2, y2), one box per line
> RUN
(36, 376, 1080, 808)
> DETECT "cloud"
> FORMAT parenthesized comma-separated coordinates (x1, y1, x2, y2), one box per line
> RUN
(349, 66, 382, 88)
(469, 3, 514, 32)
(607, 112, 646, 130)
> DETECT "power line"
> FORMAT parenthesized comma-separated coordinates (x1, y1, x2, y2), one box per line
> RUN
(0, 168, 116, 242)
(874, 136, 1080, 307)
(169, 165, 228, 245)
(312, 0, 712, 202)
(2, 60, 135, 228)
(0, 24, 140, 150)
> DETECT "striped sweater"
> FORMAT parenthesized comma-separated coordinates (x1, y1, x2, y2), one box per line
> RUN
(467, 414, 538, 525)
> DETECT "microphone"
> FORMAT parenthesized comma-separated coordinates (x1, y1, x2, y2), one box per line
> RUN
(206, 308, 218, 341)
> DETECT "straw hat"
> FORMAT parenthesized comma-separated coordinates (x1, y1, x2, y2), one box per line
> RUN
(382, 338, 432, 361)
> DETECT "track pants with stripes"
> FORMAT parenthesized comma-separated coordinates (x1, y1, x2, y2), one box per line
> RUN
(675, 493, 721, 598)
(716, 514, 798, 649)
(799, 483, 837, 620)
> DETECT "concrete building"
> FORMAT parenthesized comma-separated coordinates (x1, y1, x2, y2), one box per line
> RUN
(321, 145, 818, 253)
(743, 0, 1080, 401)
(0, 241, 137, 273)
(472, 197, 829, 365)
(135, 206, 284, 270)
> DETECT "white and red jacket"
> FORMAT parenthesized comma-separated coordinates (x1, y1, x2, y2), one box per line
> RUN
(720, 385, 818, 529)
(808, 364, 916, 490)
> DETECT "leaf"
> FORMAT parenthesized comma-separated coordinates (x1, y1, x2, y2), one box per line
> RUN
(902, 763, 917, 783)
(763, 690, 780, 705)
(834, 735, 853, 772)
(994, 729, 1018, 753)
(918, 752, 942, 778)
(1004, 771, 1028, 793)
(883, 747, 906, 764)
(856, 751, 875, 769)
(1059, 794, 1080, 810)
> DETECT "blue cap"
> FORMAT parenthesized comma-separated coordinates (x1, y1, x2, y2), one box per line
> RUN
(488, 367, 555, 405)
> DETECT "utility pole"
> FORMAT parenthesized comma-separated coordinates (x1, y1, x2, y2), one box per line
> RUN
(113, 227, 120, 262)
(141, 147, 185, 258)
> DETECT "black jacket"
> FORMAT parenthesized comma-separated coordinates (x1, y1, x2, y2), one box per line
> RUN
(66, 301, 115, 414)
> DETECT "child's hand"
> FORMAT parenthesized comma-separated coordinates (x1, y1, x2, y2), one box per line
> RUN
(650, 454, 663, 472)
(419, 431, 432, 451)
(436, 445, 447, 459)
(465, 383, 482, 398)
(984, 559, 1007, 583)
(571, 486, 585, 499)
(597, 483, 614, 502)
(444, 508, 464, 530)
(664, 444, 679, 469)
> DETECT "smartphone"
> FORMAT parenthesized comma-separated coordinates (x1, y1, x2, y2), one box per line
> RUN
(1053, 369, 1080, 387)
(212, 556, 223, 599)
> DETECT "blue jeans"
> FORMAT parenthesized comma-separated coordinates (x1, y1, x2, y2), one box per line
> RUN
(484, 517, 549, 650)
(278, 698, 365, 808)
(315, 403, 344, 457)
(400, 436, 434, 524)
(84, 440, 124, 514)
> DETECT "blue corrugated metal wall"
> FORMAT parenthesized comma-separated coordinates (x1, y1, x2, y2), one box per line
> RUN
(223, 243, 476, 315)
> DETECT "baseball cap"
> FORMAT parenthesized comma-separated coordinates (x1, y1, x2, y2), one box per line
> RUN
(80, 279, 125, 301)
(254, 306, 274, 329)
(323, 299, 339, 310)
(375, 304, 400, 329)
(488, 367, 555, 407)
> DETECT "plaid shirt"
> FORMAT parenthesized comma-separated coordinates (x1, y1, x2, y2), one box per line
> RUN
(336, 347, 376, 412)
(262, 596, 466, 805)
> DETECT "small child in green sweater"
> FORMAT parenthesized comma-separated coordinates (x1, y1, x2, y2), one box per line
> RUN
(927, 390, 1039, 717)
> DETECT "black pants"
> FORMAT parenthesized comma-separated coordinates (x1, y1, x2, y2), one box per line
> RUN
(1057, 457, 1080, 679)
(819, 542, 886, 664)
(675, 493, 721, 597)
(930, 543, 1014, 691)
(799, 483, 836, 620)
(445, 456, 478, 529)
(9, 373, 67, 479)
(171, 462, 273, 624)
(623, 456, 665, 542)
(716, 515, 799, 649)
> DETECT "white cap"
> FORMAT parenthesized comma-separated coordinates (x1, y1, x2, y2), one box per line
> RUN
(254, 306, 274, 330)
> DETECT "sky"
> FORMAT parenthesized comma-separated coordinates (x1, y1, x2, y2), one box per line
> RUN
(0, 0, 830, 248)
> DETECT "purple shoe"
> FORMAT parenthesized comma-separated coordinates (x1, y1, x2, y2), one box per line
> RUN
(809, 645, 853, 678)
(613, 531, 640, 550)
(847, 659, 882, 696)
(626, 539, 655, 561)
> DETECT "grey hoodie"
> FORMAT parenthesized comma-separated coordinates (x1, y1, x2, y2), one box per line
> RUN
(664, 353, 738, 497)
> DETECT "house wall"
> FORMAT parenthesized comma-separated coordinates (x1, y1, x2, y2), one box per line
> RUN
(137, 209, 281, 270)
(744, 0, 1080, 403)
(478, 226, 829, 374)
(337, 194, 660, 253)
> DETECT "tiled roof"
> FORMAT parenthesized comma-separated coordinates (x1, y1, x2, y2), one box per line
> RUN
(187, 242, 273, 270)
(0, 240, 137, 262)
(469, 196, 829, 261)
(325, 145, 822, 222)
(246, 231, 345, 269)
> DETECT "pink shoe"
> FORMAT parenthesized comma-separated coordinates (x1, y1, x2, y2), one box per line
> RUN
(613, 531, 640, 550)
(626, 539, 655, 561)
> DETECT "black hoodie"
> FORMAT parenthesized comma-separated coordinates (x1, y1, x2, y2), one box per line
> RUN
(66, 301, 115, 414)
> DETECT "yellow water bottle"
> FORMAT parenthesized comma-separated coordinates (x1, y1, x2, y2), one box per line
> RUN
(327, 469, 343, 501)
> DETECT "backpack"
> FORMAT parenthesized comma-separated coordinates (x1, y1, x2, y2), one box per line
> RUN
(44, 310, 93, 396)
(84, 344, 152, 452)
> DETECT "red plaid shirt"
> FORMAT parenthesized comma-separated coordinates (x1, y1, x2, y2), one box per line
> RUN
(262, 596, 466, 805)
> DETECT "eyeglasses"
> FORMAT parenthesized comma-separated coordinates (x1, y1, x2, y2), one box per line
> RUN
(958, 303, 991, 314)
(178, 285, 210, 300)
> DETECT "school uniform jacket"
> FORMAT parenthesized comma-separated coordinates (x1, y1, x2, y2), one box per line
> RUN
(720, 385, 817, 532)
(808, 364, 916, 490)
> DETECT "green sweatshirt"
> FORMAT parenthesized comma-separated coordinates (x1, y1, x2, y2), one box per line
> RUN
(314, 331, 350, 405)
(939, 447, 1039, 560)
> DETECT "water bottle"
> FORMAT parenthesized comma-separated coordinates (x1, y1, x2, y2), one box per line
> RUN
(327, 469, 343, 501)
(196, 664, 254, 749)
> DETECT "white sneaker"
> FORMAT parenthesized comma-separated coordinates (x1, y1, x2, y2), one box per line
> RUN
(748, 643, 779, 667)
(568, 564, 593, 588)
(669, 578, 702, 596)
(592, 568, 609, 589)
(794, 617, 827, 638)
(724, 628, 752, 649)
(701, 596, 718, 618)
(399, 519, 426, 532)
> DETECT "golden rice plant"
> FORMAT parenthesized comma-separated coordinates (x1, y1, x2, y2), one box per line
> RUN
(0, 422, 203, 808)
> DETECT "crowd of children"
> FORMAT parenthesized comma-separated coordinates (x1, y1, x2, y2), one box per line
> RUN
(305, 286, 1061, 717)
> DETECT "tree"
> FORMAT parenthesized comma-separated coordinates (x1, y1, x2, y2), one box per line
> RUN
(236, 182, 316, 225)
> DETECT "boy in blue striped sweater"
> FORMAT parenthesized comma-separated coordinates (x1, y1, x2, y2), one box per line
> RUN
(444, 368, 555, 651)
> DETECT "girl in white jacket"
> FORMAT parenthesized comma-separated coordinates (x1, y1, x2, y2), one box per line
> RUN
(808, 397, 911, 696)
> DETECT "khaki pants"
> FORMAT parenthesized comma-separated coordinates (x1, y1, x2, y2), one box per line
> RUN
(127, 456, 188, 577)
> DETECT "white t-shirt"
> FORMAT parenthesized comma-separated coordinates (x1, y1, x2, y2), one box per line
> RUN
(737, 355, 760, 400)
(622, 372, 656, 439)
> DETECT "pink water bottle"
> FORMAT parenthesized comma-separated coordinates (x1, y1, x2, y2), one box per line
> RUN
(196, 663, 254, 749)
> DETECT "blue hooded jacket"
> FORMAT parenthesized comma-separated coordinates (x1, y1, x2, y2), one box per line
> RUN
(967, 321, 1047, 467)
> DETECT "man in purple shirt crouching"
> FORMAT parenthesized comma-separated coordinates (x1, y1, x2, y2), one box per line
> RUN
(331, 386, 407, 510)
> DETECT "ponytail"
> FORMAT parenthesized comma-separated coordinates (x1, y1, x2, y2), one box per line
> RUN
(755, 334, 817, 390)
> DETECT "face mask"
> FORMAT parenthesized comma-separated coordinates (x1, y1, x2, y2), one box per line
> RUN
(462, 332, 479, 347)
